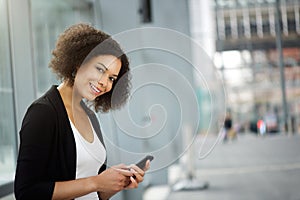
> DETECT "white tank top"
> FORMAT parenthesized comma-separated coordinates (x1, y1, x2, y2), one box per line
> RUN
(70, 119, 106, 199)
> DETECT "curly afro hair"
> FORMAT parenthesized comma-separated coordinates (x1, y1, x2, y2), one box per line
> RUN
(49, 23, 130, 112)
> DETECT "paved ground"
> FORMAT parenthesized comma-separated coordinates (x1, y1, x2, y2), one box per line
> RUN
(3, 133, 300, 200)
(166, 133, 300, 200)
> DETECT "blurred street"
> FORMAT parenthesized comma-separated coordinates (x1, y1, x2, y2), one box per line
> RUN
(2, 1, 300, 199)
(166, 133, 300, 200)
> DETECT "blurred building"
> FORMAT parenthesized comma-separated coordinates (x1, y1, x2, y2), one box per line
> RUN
(213, 0, 300, 134)
(1, 0, 300, 199)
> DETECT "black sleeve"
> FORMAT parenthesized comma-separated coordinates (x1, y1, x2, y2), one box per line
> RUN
(14, 103, 56, 200)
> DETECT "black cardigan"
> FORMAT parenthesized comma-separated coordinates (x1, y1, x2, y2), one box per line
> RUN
(14, 85, 106, 199)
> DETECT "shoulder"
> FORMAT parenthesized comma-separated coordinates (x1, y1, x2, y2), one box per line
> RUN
(24, 85, 62, 121)
(26, 97, 57, 121)
(19, 97, 58, 145)
(21, 93, 59, 136)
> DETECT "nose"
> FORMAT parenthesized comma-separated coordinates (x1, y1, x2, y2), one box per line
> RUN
(97, 74, 108, 88)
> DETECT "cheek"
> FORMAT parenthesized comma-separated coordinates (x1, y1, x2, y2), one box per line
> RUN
(106, 83, 113, 92)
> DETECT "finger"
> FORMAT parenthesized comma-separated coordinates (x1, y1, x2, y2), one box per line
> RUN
(130, 164, 145, 176)
(144, 160, 151, 171)
(115, 168, 134, 177)
(133, 172, 144, 183)
(131, 176, 138, 184)
(113, 163, 128, 169)
(127, 176, 138, 189)
(124, 177, 131, 186)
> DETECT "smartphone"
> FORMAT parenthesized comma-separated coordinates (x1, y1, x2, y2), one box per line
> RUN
(135, 155, 154, 169)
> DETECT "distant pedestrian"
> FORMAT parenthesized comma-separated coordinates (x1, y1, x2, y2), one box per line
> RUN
(223, 113, 233, 142)
(257, 119, 266, 136)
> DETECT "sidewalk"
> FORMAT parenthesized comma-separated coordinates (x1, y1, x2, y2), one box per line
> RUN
(145, 133, 300, 200)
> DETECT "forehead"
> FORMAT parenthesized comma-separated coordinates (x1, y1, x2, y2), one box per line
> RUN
(90, 54, 121, 68)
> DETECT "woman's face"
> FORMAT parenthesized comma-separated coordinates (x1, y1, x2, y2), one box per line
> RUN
(74, 54, 122, 101)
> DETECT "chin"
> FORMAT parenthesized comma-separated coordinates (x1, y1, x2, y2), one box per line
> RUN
(84, 95, 97, 101)
(85, 91, 105, 101)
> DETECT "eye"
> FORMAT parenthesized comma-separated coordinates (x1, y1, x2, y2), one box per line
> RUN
(109, 77, 116, 82)
(96, 66, 105, 73)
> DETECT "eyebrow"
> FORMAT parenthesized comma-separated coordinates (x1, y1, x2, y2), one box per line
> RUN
(98, 62, 118, 78)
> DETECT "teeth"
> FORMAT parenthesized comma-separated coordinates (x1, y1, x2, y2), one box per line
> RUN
(90, 83, 100, 93)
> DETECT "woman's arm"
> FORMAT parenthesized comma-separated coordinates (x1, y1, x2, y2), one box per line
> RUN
(52, 165, 133, 200)
(15, 103, 57, 199)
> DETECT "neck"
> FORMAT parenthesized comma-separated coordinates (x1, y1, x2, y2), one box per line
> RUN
(57, 82, 82, 109)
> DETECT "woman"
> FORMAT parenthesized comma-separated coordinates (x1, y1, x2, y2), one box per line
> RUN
(14, 23, 150, 200)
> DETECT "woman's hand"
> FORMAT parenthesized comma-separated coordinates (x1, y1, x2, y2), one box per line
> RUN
(95, 160, 151, 199)
(95, 164, 133, 194)
(124, 159, 151, 189)
(52, 163, 135, 200)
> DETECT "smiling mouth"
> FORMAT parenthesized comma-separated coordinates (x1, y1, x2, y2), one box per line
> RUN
(89, 82, 102, 95)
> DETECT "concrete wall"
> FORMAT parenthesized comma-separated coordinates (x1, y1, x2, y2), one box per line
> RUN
(98, 0, 195, 199)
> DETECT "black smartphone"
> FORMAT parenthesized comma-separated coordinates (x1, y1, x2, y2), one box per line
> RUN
(135, 155, 154, 169)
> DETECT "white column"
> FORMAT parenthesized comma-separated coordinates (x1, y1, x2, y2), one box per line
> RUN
(281, 0, 288, 36)
(256, 5, 263, 38)
(217, 8, 226, 40)
(294, 4, 300, 34)
(188, 0, 216, 57)
(269, 5, 276, 36)
(230, 9, 238, 39)
(243, 7, 251, 38)
(8, 0, 36, 141)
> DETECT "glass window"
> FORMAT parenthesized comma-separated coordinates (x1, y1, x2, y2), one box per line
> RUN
(0, 0, 17, 187)
(30, 0, 96, 96)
